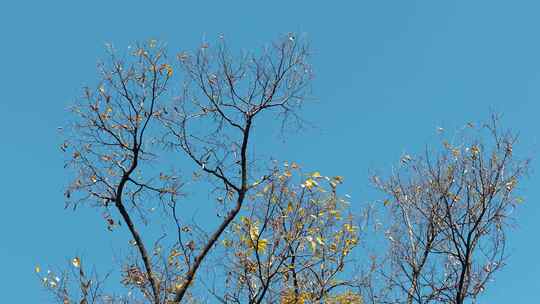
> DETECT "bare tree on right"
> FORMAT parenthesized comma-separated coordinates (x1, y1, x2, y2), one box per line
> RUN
(365, 115, 530, 304)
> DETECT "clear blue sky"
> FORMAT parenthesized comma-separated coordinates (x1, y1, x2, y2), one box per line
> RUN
(1, 1, 538, 302)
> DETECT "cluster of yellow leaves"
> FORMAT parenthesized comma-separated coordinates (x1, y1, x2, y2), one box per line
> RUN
(257, 164, 356, 257)
(303, 178, 318, 190)
(221, 164, 363, 304)
(281, 290, 313, 304)
(238, 216, 268, 253)
(281, 290, 363, 304)
(329, 223, 359, 257)
(301, 172, 343, 191)
(325, 291, 363, 304)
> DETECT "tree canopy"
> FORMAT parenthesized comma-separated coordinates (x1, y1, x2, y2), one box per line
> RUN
(37, 35, 530, 304)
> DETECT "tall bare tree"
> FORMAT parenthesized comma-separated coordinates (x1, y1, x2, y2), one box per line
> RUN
(160, 33, 312, 303)
(365, 116, 529, 304)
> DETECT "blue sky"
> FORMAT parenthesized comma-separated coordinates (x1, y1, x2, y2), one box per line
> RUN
(1, 1, 538, 302)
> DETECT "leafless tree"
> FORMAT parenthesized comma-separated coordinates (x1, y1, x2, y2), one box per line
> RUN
(365, 116, 529, 304)
(159, 33, 312, 303)
(62, 40, 176, 304)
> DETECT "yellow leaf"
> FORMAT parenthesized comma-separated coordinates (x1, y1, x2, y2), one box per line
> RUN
(240, 216, 250, 226)
(333, 176, 344, 184)
(72, 257, 81, 268)
(166, 65, 173, 77)
(287, 201, 294, 214)
(303, 178, 317, 190)
(257, 239, 268, 253)
(249, 225, 260, 240)
(329, 209, 341, 220)
(311, 171, 322, 178)
(343, 224, 358, 233)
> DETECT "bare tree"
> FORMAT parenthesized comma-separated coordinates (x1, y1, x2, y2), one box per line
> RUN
(367, 116, 529, 304)
(159, 33, 312, 303)
(62, 40, 175, 304)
